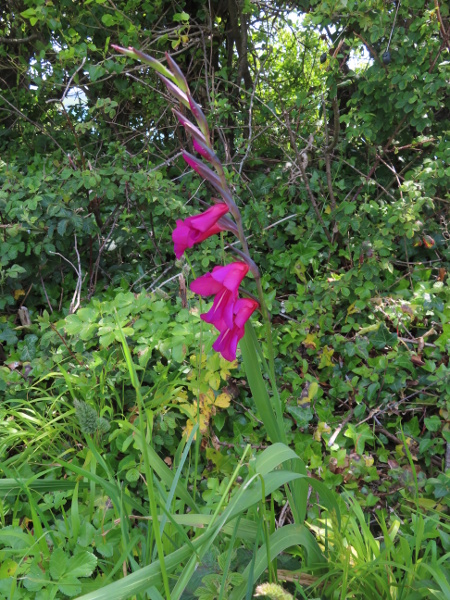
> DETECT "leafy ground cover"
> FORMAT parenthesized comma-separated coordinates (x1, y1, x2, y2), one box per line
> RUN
(1, 0, 449, 598)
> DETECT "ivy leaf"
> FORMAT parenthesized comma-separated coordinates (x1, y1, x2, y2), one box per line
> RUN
(0, 326, 18, 346)
(344, 423, 374, 454)
(369, 323, 397, 350)
(318, 346, 334, 369)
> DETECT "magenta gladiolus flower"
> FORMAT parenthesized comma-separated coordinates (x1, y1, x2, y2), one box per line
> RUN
(190, 262, 249, 329)
(172, 203, 229, 259)
(212, 298, 259, 361)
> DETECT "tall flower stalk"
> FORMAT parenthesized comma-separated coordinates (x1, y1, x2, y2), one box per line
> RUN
(112, 45, 285, 441)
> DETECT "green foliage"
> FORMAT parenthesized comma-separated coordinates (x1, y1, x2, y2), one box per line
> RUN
(0, 0, 449, 597)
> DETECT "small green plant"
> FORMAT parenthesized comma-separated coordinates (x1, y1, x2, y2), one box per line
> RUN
(74, 399, 110, 435)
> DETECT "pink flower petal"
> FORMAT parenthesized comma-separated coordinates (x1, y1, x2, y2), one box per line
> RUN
(210, 296, 259, 361)
(193, 138, 218, 164)
(172, 204, 229, 257)
(210, 262, 249, 292)
(233, 298, 259, 328)
(213, 328, 239, 362)
(202, 288, 236, 330)
(190, 273, 223, 296)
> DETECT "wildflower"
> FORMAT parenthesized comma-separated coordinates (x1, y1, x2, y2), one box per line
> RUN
(172, 203, 229, 258)
(212, 297, 259, 361)
(190, 262, 249, 330)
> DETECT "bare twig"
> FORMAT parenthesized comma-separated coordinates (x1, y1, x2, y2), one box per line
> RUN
(39, 269, 53, 314)
(0, 34, 38, 44)
(322, 95, 338, 214)
(49, 235, 83, 313)
(238, 48, 270, 174)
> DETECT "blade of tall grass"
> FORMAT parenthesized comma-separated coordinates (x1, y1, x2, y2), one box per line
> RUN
(218, 515, 242, 600)
(0, 478, 89, 495)
(254, 443, 299, 475)
(70, 481, 81, 543)
(118, 420, 197, 509)
(55, 457, 144, 514)
(245, 517, 263, 600)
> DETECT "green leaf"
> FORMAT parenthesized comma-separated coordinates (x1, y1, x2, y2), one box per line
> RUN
(50, 547, 68, 579)
(58, 575, 82, 597)
(67, 551, 97, 578)
(344, 423, 374, 454)
(368, 323, 397, 349)
(23, 563, 45, 592)
(424, 415, 441, 432)
(255, 443, 299, 476)
(240, 322, 284, 444)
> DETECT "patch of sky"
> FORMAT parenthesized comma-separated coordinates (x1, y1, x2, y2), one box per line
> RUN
(63, 87, 88, 108)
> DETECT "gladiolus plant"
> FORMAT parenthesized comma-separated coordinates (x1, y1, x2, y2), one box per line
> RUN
(112, 44, 287, 444)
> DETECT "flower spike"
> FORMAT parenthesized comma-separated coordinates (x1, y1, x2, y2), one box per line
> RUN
(111, 45, 174, 81)
(158, 75, 190, 109)
(189, 96, 210, 138)
(165, 52, 189, 93)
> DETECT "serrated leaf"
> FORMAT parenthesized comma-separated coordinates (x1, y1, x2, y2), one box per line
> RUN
(50, 547, 68, 579)
(58, 575, 81, 597)
(23, 563, 45, 592)
(57, 218, 68, 236)
(64, 315, 82, 335)
(67, 551, 97, 578)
